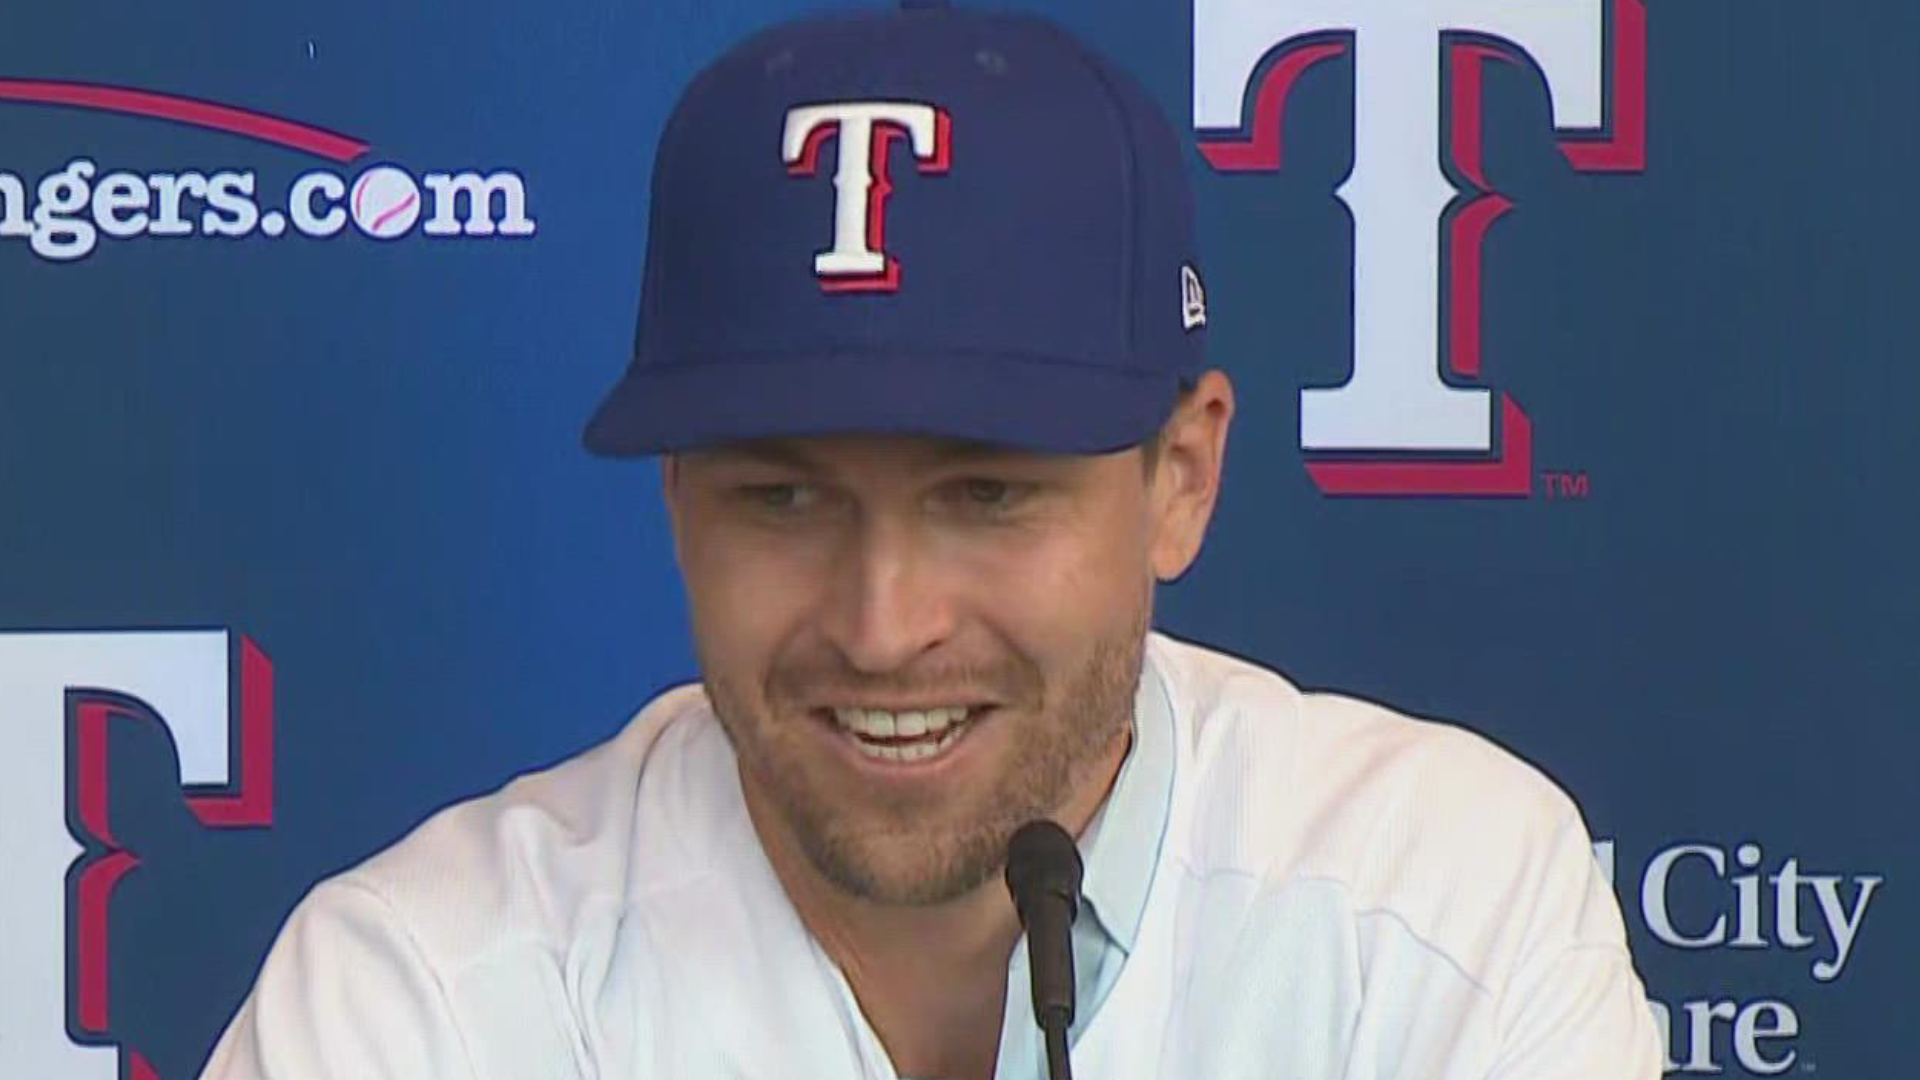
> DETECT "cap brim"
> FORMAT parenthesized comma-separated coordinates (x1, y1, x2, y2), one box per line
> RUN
(582, 352, 1178, 458)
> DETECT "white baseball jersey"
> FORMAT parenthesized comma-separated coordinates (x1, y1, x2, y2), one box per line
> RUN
(199, 632, 1662, 1079)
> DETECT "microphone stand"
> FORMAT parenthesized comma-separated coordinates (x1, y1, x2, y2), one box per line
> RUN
(1043, 1020, 1073, 1080)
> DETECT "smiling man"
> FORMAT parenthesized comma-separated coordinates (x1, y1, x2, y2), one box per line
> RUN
(201, 4, 1659, 1080)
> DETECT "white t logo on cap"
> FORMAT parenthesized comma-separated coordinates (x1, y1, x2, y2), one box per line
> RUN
(783, 101, 951, 292)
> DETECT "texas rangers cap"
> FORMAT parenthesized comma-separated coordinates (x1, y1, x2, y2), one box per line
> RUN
(583, 0, 1208, 457)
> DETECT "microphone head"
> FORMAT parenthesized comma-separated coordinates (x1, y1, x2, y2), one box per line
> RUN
(1004, 819, 1083, 923)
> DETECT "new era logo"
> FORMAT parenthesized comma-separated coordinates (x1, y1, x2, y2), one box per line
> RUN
(1182, 263, 1207, 330)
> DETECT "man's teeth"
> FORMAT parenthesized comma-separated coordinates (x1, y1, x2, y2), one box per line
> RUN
(832, 705, 970, 738)
(830, 706, 975, 762)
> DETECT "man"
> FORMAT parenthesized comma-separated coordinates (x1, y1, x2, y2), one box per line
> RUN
(202, 3, 1661, 1078)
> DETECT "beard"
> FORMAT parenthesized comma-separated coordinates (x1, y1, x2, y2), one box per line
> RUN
(702, 597, 1150, 907)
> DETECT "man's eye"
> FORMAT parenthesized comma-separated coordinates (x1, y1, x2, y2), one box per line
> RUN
(740, 483, 818, 511)
(950, 478, 1030, 512)
(962, 478, 1012, 504)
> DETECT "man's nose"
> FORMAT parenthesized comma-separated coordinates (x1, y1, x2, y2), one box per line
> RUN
(817, 514, 957, 675)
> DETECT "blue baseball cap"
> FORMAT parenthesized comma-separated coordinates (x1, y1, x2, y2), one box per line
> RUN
(583, 0, 1208, 457)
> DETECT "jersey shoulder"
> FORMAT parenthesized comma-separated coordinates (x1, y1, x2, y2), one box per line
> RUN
(1150, 632, 1605, 986)
(326, 681, 724, 969)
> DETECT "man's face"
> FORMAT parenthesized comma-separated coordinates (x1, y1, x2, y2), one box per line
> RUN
(664, 435, 1162, 906)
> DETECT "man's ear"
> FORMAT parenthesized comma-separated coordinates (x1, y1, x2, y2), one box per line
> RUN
(1147, 370, 1235, 582)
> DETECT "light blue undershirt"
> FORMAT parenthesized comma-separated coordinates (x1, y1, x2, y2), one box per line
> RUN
(905, 655, 1177, 1080)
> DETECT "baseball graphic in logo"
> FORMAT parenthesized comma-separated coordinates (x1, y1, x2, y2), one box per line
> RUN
(350, 165, 422, 239)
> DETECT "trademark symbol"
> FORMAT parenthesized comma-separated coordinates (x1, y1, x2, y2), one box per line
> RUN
(1540, 470, 1590, 500)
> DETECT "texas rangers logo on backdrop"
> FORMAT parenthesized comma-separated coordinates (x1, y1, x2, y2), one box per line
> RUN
(1194, 0, 1647, 497)
(0, 631, 274, 1079)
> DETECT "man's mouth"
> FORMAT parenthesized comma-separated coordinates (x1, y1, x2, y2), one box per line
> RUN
(826, 705, 982, 763)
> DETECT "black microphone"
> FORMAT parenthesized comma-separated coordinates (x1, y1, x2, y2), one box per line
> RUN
(1005, 819, 1083, 1080)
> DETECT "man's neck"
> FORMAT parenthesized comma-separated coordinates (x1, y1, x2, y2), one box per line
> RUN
(744, 728, 1131, 1080)
(788, 871, 1021, 1080)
